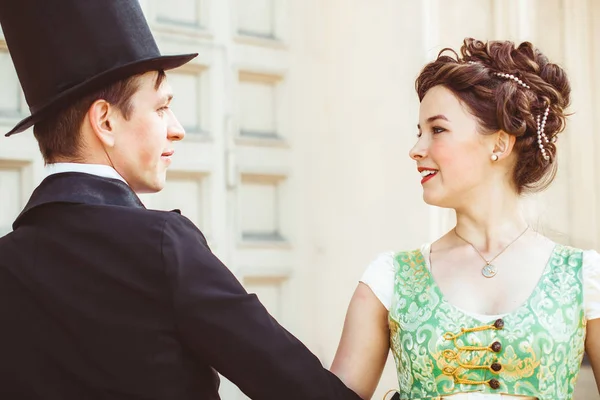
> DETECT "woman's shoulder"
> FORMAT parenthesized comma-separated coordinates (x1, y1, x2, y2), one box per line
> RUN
(580, 248, 600, 277)
(577, 248, 600, 320)
(359, 245, 430, 310)
(582, 248, 600, 262)
(552, 243, 600, 265)
(366, 245, 430, 269)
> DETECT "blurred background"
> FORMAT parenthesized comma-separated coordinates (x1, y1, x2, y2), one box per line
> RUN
(0, 0, 598, 398)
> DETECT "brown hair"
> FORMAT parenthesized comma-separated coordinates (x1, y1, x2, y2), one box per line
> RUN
(33, 70, 166, 163)
(415, 38, 571, 194)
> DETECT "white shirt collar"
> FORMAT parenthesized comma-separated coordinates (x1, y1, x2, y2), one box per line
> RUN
(44, 163, 128, 185)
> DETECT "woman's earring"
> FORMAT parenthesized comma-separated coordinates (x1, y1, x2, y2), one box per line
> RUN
(491, 154, 499, 161)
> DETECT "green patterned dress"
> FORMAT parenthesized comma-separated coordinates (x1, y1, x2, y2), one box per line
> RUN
(361, 244, 600, 400)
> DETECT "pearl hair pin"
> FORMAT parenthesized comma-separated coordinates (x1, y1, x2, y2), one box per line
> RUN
(493, 71, 554, 162)
(536, 106, 551, 161)
(493, 72, 531, 89)
(466, 61, 554, 162)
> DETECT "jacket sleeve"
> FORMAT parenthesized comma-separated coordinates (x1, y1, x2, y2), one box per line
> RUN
(161, 215, 361, 400)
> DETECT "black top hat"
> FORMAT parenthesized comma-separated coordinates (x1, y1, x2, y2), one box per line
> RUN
(0, 0, 197, 136)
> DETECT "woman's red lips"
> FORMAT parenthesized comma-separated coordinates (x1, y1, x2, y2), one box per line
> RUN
(418, 167, 438, 184)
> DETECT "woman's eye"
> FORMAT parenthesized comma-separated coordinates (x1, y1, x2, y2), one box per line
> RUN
(432, 126, 445, 134)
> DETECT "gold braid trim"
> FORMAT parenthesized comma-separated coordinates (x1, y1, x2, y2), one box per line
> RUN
(453, 377, 496, 387)
(442, 321, 503, 386)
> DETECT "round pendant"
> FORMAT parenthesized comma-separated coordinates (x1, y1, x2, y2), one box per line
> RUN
(482, 264, 498, 278)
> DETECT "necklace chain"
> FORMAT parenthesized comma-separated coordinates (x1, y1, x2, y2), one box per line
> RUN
(454, 226, 530, 278)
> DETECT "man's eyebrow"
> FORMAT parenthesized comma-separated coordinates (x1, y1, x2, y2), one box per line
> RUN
(157, 93, 173, 106)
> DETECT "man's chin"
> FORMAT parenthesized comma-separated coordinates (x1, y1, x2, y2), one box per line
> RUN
(130, 178, 166, 194)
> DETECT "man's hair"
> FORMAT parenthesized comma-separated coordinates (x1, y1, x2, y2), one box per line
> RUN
(33, 70, 166, 163)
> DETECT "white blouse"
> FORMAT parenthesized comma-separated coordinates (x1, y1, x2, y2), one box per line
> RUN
(361, 244, 600, 400)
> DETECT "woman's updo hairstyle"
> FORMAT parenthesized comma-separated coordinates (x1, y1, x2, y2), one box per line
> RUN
(415, 38, 571, 194)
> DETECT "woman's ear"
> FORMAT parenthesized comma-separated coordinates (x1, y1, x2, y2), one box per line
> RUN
(492, 130, 516, 161)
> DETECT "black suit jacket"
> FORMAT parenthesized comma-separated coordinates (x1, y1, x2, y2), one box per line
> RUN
(0, 173, 360, 400)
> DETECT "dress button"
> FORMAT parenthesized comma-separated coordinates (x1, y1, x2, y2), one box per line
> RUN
(491, 362, 502, 372)
(491, 341, 502, 352)
(494, 318, 504, 329)
(489, 379, 500, 389)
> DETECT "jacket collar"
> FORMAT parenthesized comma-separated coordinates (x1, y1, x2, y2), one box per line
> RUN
(14, 172, 145, 229)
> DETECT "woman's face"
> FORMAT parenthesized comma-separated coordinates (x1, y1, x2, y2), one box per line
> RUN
(409, 85, 499, 209)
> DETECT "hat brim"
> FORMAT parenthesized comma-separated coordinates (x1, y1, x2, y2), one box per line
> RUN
(4, 53, 198, 137)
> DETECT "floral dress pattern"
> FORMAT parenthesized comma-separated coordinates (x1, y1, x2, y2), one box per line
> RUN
(387, 245, 586, 400)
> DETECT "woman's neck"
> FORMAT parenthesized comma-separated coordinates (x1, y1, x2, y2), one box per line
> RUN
(453, 188, 528, 252)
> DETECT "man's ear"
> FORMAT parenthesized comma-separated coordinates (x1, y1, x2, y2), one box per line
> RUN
(87, 99, 117, 147)
(492, 130, 516, 160)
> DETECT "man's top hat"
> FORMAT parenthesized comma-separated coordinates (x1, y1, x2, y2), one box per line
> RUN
(0, 0, 197, 136)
